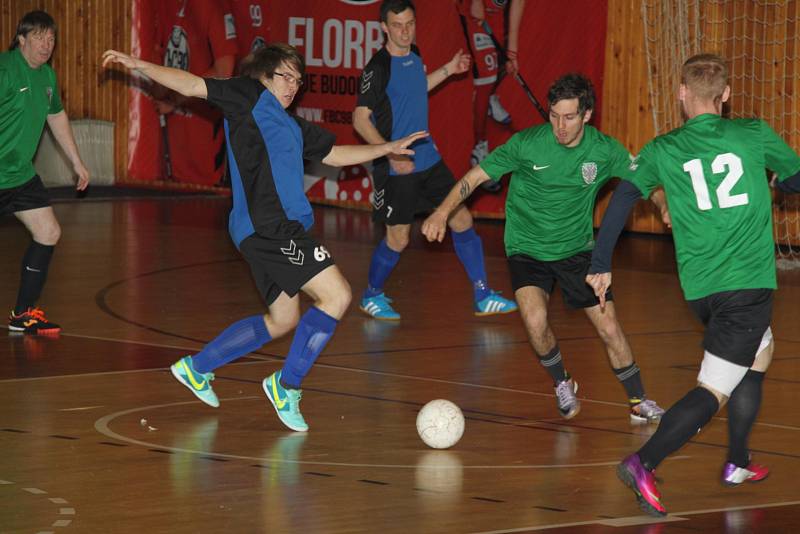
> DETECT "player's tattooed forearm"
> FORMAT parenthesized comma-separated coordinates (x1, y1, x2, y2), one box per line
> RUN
(459, 180, 472, 200)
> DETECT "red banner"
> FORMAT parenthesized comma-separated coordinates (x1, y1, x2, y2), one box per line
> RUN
(128, 0, 608, 217)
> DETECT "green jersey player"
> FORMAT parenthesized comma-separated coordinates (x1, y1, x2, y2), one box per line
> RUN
(588, 54, 800, 516)
(422, 73, 665, 423)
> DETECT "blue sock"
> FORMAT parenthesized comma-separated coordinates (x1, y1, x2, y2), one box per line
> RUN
(363, 239, 400, 298)
(452, 227, 490, 302)
(280, 307, 338, 389)
(192, 315, 271, 374)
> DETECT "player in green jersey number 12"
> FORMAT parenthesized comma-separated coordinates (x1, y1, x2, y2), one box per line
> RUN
(587, 54, 800, 516)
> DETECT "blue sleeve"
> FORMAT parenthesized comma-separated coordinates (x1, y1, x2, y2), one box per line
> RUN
(589, 180, 643, 273)
(775, 170, 800, 193)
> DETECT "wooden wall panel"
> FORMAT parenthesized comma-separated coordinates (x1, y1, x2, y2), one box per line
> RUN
(0, 0, 130, 181)
(599, 0, 667, 234)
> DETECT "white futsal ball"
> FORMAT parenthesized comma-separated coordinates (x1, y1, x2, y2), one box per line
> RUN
(416, 399, 465, 449)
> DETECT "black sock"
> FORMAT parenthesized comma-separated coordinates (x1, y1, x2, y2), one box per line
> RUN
(614, 362, 645, 402)
(537, 345, 568, 384)
(15, 241, 55, 315)
(727, 369, 765, 467)
(638, 386, 719, 470)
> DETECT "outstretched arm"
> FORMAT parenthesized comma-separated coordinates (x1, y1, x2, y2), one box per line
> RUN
(585, 180, 643, 307)
(322, 131, 429, 167)
(102, 49, 207, 99)
(427, 49, 470, 92)
(421, 165, 492, 242)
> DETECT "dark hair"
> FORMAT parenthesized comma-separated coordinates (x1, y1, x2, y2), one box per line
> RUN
(9, 10, 56, 50)
(241, 42, 305, 80)
(380, 0, 416, 23)
(547, 73, 595, 114)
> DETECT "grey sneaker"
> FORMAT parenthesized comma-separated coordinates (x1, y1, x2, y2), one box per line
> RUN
(554, 378, 580, 419)
(630, 399, 665, 424)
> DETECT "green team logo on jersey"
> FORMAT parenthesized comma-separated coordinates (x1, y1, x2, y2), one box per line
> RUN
(581, 162, 598, 184)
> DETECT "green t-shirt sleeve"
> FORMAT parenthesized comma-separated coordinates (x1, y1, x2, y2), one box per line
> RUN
(479, 132, 522, 181)
(760, 120, 800, 180)
(47, 67, 63, 114)
(623, 142, 661, 198)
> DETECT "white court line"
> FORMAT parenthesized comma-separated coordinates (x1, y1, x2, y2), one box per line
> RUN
(93, 398, 690, 470)
(470, 500, 800, 533)
(59, 406, 104, 412)
(3, 352, 800, 432)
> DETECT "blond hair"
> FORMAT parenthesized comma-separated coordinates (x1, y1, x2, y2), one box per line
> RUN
(681, 54, 728, 105)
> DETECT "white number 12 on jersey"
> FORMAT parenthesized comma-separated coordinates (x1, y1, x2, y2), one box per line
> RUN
(683, 153, 749, 210)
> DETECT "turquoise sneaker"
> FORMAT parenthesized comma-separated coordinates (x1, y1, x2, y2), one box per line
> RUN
(170, 356, 219, 408)
(263, 371, 308, 432)
(475, 290, 518, 316)
(360, 292, 400, 320)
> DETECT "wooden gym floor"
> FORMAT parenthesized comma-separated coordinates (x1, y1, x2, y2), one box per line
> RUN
(1, 196, 799, 533)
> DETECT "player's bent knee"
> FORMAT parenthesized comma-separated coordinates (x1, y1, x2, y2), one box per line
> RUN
(697, 350, 749, 400)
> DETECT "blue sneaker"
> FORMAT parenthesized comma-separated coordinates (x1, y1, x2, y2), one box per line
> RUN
(360, 292, 400, 321)
(475, 291, 518, 316)
(263, 371, 308, 432)
(170, 356, 219, 408)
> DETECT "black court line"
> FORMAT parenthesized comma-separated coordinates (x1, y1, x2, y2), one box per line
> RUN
(1, 428, 30, 433)
(98, 441, 127, 447)
(49, 434, 79, 440)
(94, 259, 710, 358)
(472, 496, 505, 503)
(304, 471, 334, 478)
(358, 479, 389, 486)
(533, 506, 567, 512)
(148, 449, 174, 454)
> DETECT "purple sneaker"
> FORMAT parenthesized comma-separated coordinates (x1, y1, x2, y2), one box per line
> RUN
(722, 461, 769, 486)
(616, 453, 667, 516)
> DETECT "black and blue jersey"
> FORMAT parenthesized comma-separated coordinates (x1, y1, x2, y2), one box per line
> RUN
(205, 77, 336, 247)
(357, 46, 440, 175)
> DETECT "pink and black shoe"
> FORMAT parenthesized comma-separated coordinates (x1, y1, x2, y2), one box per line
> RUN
(617, 453, 667, 517)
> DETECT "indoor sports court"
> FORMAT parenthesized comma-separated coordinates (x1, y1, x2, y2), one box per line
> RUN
(2, 1, 800, 533)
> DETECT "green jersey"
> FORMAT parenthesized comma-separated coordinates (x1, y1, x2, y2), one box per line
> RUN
(624, 114, 800, 300)
(0, 48, 63, 189)
(480, 124, 632, 261)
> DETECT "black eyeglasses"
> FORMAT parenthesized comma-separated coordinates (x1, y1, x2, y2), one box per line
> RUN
(273, 72, 303, 87)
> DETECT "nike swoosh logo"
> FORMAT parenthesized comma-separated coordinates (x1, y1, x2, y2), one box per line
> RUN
(271, 378, 287, 409)
(20, 87, 30, 92)
(533, 165, 550, 170)
(25, 266, 41, 272)
(24, 320, 37, 327)
(182, 360, 206, 390)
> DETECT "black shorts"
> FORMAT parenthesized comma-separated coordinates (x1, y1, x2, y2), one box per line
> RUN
(0, 175, 51, 217)
(507, 251, 612, 309)
(688, 288, 773, 366)
(239, 227, 335, 306)
(371, 159, 456, 225)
